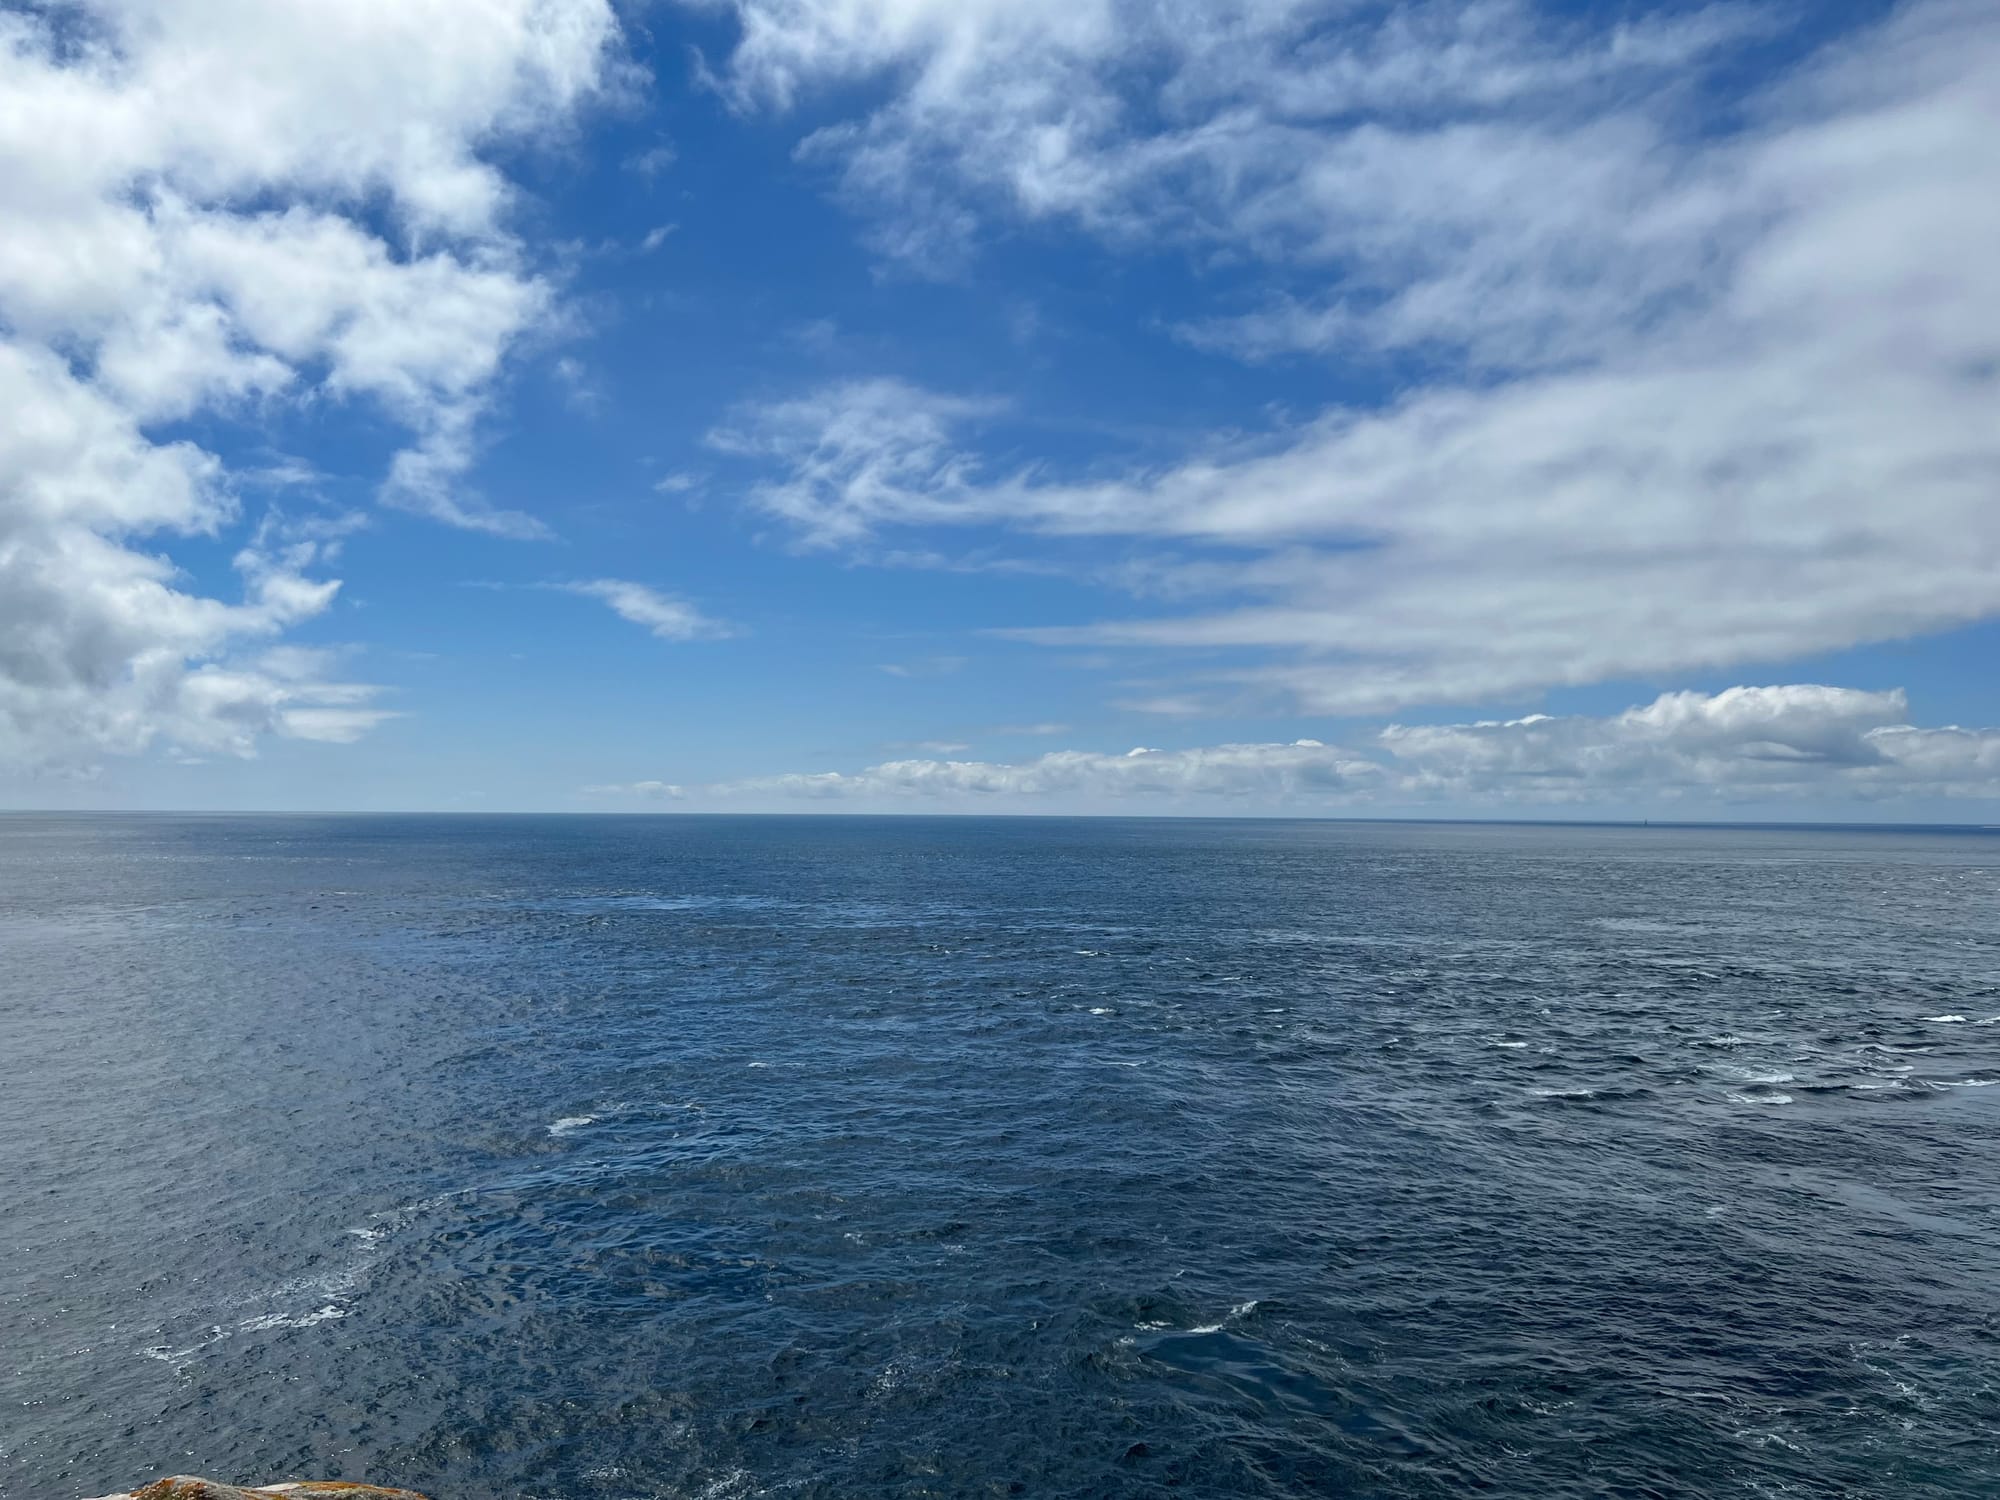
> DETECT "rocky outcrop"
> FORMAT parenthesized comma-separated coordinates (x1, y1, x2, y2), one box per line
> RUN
(90, 1480, 430, 1500)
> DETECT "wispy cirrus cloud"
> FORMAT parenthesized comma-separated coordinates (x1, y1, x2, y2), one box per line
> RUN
(706, 377, 1006, 546)
(879, 655, 966, 678)
(558, 580, 732, 641)
(697, 0, 2000, 717)
(694, 0, 1770, 289)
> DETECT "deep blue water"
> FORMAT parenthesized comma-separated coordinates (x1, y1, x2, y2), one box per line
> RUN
(3, 814, 1999, 1499)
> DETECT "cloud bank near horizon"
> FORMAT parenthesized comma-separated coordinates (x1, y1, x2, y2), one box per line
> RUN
(584, 685, 2000, 811)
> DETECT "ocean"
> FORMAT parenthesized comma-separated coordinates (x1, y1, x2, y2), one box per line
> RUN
(2, 814, 1996, 1498)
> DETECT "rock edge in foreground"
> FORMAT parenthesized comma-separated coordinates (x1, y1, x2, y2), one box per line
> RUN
(90, 1480, 430, 1500)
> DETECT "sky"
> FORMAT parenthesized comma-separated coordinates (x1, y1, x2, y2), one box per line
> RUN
(2, 0, 1997, 818)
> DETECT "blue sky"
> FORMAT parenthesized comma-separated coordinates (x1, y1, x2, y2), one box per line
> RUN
(2, 0, 1997, 816)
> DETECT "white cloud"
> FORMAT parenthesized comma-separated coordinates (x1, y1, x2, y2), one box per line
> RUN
(1111, 694, 1216, 718)
(696, 0, 1767, 283)
(552, 355, 604, 416)
(707, 378, 1004, 546)
(879, 655, 965, 678)
(0, 344, 390, 764)
(610, 685, 2000, 810)
(626, 143, 679, 178)
(1378, 685, 1937, 800)
(584, 779, 687, 799)
(560, 580, 731, 641)
(702, 1, 2000, 715)
(709, 738, 1386, 802)
(0, 0, 621, 764)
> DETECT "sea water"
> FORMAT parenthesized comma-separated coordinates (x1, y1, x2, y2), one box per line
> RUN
(2, 814, 1997, 1497)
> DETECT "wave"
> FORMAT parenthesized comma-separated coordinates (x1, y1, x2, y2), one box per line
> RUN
(237, 1305, 349, 1333)
(1185, 1300, 1261, 1335)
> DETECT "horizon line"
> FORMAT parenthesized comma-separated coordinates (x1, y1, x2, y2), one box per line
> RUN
(4, 809, 1998, 833)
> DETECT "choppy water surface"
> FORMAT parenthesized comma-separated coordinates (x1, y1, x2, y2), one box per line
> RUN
(3, 815, 1998, 1499)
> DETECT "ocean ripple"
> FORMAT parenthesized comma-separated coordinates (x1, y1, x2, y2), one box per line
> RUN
(3, 814, 1998, 1499)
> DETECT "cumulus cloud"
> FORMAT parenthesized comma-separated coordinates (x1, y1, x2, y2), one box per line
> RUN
(0, 0, 621, 764)
(1369, 685, 2000, 803)
(710, 738, 1384, 802)
(696, 0, 2000, 716)
(0, 344, 391, 763)
(593, 686, 2000, 809)
(559, 580, 732, 641)
(1376, 686, 1962, 800)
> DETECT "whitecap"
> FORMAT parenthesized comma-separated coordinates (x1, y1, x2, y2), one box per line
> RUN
(1088, 1007, 1115, 1016)
(1167, 1299, 1259, 1336)
(1187, 1301, 1259, 1335)
(1735, 1428, 1808, 1453)
(1491, 1040, 1529, 1048)
(237, 1304, 348, 1333)
(1529, 1086, 1597, 1099)
(692, 1468, 758, 1500)
(1726, 1091, 1793, 1105)
(262, 1259, 366, 1306)
(145, 1204, 424, 1367)
(548, 1115, 596, 1136)
(1932, 1078, 2000, 1088)
(139, 1326, 228, 1364)
(1921, 1015, 1968, 1023)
